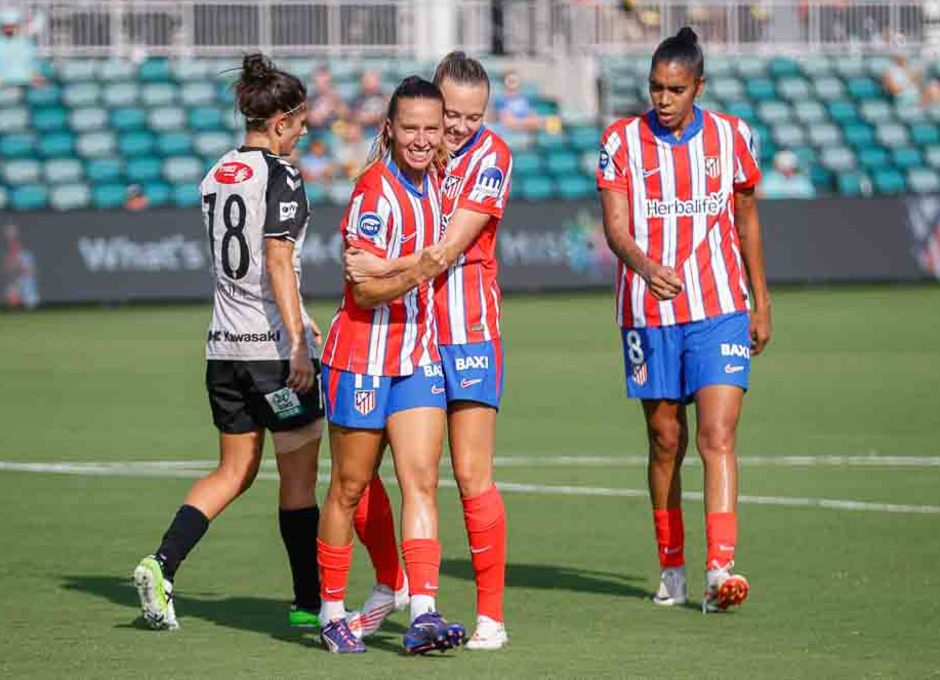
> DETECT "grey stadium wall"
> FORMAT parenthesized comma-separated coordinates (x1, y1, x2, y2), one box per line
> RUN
(2, 196, 938, 307)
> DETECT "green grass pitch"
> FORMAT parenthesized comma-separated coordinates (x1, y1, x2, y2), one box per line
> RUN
(1, 286, 939, 679)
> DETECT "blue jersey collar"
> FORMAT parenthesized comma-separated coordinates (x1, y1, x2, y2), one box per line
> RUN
(647, 106, 703, 146)
(385, 154, 427, 198)
(455, 125, 486, 158)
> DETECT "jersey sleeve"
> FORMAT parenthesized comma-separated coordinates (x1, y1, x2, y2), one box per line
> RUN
(341, 180, 391, 258)
(263, 160, 310, 241)
(732, 118, 762, 191)
(596, 121, 632, 195)
(457, 141, 513, 218)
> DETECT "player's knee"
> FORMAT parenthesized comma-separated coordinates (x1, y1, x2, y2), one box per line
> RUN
(220, 464, 257, 496)
(648, 423, 685, 460)
(330, 475, 370, 512)
(697, 425, 736, 459)
(452, 463, 491, 498)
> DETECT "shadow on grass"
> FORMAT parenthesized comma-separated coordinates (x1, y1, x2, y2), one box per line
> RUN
(440, 558, 651, 600)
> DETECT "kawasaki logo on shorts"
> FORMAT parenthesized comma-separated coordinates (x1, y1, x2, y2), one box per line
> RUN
(265, 387, 303, 420)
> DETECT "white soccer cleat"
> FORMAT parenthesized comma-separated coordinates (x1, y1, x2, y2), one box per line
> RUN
(652, 566, 687, 606)
(464, 615, 509, 651)
(702, 562, 749, 613)
(133, 556, 179, 630)
(348, 575, 410, 639)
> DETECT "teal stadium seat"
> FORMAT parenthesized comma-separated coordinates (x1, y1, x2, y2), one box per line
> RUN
(736, 59, 767, 78)
(757, 101, 791, 125)
(141, 83, 178, 107)
(799, 56, 832, 78)
(68, 107, 108, 132)
(157, 132, 194, 157)
(745, 77, 776, 101)
(518, 176, 554, 201)
(3, 159, 42, 185)
(545, 151, 580, 176)
(50, 183, 91, 211)
(148, 107, 187, 132)
(895, 102, 927, 124)
(305, 183, 329, 205)
(103, 82, 140, 108)
(0, 107, 29, 133)
(1, 132, 37, 158)
(99, 60, 136, 81)
(925, 145, 940, 169)
(38, 132, 74, 158)
(27, 84, 61, 107)
(171, 59, 212, 82)
(777, 77, 812, 101)
(44, 158, 84, 183)
(892, 146, 923, 169)
(872, 168, 906, 194)
(0, 85, 25, 105)
(808, 123, 842, 147)
(32, 106, 68, 132)
(172, 184, 201, 208)
(11, 185, 49, 210)
(76, 131, 117, 158)
(189, 106, 225, 132)
(858, 146, 889, 171)
(860, 100, 892, 123)
(163, 156, 203, 184)
(181, 82, 216, 107)
(833, 56, 866, 79)
(120, 131, 156, 157)
(794, 101, 827, 125)
(143, 182, 172, 207)
(846, 77, 881, 101)
(512, 151, 542, 177)
(557, 175, 593, 200)
(111, 107, 147, 131)
(876, 123, 909, 147)
(580, 150, 598, 175)
(791, 146, 818, 167)
(724, 101, 756, 122)
(536, 131, 566, 151)
(92, 184, 127, 209)
(837, 172, 868, 196)
(126, 157, 163, 183)
(769, 57, 801, 79)
(567, 125, 602, 152)
(867, 56, 892, 78)
(843, 122, 874, 147)
(194, 131, 233, 158)
(908, 168, 940, 193)
(820, 146, 857, 172)
(772, 123, 806, 147)
(501, 130, 532, 151)
(0, 186, 7, 210)
(62, 82, 101, 107)
(911, 123, 940, 146)
(707, 57, 735, 77)
(86, 158, 122, 184)
(813, 77, 846, 102)
(809, 164, 834, 192)
(223, 110, 245, 132)
(329, 180, 354, 205)
(57, 59, 97, 81)
(828, 100, 858, 124)
(139, 58, 172, 82)
(216, 81, 238, 105)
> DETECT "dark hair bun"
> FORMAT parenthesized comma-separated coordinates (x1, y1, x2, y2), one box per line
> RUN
(676, 26, 698, 44)
(242, 53, 273, 82)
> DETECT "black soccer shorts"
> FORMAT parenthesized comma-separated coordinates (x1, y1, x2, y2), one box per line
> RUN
(205, 359, 324, 434)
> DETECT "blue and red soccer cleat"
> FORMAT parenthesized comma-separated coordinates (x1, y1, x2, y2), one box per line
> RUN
(403, 611, 466, 654)
(320, 618, 366, 654)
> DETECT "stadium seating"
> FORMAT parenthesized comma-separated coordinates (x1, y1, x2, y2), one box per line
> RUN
(2, 55, 940, 211)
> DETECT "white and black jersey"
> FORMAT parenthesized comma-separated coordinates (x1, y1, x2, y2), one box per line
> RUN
(200, 146, 318, 361)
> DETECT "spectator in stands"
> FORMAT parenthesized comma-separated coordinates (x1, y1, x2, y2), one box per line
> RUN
(882, 53, 940, 107)
(349, 69, 388, 134)
(3, 223, 39, 309)
(125, 185, 149, 211)
(305, 66, 347, 136)
(493, 71, 543, 132)
(0, 9, 43, 88)
(299, 138, 336, 184)
(333, 120, 371, 179)
(759, 150, 815, 200)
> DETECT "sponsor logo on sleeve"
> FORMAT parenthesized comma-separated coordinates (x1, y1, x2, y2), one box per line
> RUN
(279, 201, 299, 222)
(357, 212, 384, 238)
(474, 166, 504, 198)
(214, 162, 254, 184)
(599, 149, 610, 171)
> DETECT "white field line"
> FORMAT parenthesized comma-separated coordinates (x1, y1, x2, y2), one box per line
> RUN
(1, 460, 939, 515)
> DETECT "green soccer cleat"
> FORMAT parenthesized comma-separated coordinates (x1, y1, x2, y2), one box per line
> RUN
(288, 605, 320, 629)
(133, 555, 178, 630)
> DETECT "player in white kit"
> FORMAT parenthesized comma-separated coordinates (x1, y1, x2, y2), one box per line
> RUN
(133, 54, 326, 630)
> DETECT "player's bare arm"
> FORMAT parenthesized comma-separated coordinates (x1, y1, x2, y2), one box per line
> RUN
(266, 237, 315, 393)
(345, 207, 489, 284)
(600, 188, 683, 300)
(349, 244, 447, 309)
(734, 187, 772, 355)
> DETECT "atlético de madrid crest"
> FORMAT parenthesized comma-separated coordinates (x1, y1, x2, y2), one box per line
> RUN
(354, 389, 376, 416)
(704, 156, 721, 179)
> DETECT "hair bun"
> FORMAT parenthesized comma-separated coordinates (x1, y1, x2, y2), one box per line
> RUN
(242, 53, 273, 82)
(676, 26, 698, 44)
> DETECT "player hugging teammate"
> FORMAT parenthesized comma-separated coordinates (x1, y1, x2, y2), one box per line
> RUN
(598, 28, 772, 612)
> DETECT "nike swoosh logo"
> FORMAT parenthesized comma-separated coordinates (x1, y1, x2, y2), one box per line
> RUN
(460, 378, 482, 388)
(469, 545, 491, 554)
(400, 233, 417, 243)
(643, 167, 660, 178)
(663, 547, 682, 554)
(724, 364, 745, 374)
(325, 587, 344, 595)
(718, 544, 735, 551)
(431, 385, 446, 394)
(423, 582, 438, 591)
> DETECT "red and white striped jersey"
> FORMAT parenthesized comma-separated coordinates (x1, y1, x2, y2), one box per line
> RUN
(322, 157, 441, 376)
(597, 107, 761, 329)
(436, 126, 513, 345)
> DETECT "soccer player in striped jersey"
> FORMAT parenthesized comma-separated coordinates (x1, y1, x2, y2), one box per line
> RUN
(345, 52, 512, 649)
(133, 55, 328, 630)
(597, 28, 772, 613)
(317, 77, 466, 654)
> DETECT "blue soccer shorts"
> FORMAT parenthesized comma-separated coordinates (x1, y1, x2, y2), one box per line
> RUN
(322, 363, 446, 429)
(622, 311, 751, 403)
(439, 340, 504, 410)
